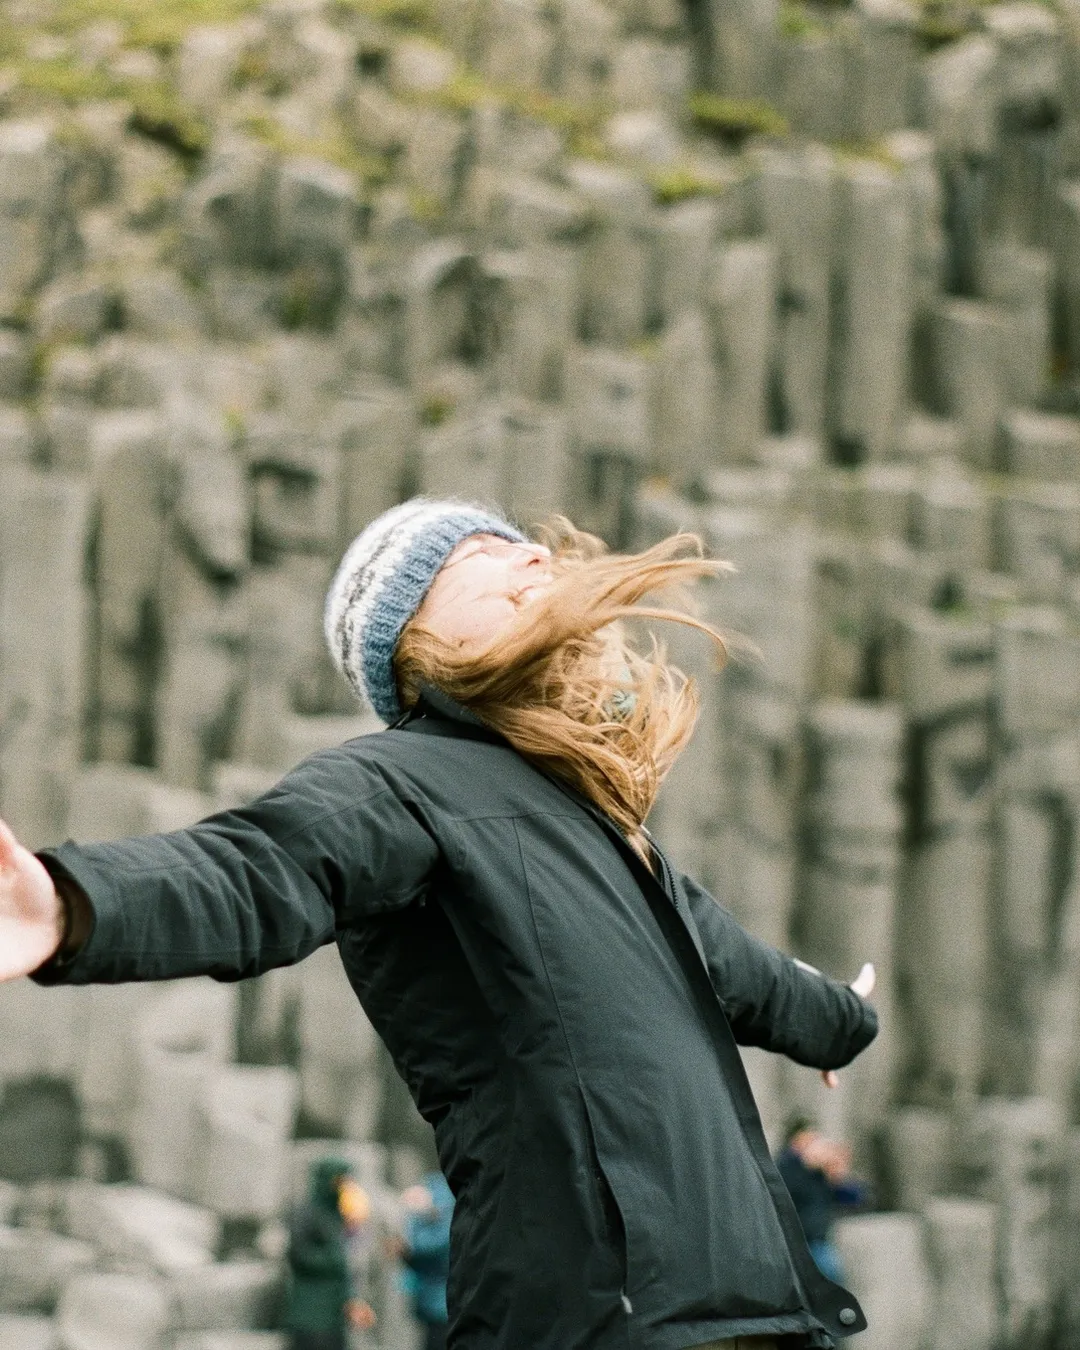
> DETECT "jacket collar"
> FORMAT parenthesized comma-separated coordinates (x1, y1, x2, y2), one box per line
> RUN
(400, 684, 504, 741)
(415, 683, 488, 728)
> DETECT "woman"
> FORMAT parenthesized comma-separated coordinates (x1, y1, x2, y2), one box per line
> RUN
(775, 1116, 867, 1287)
(397, 1172, 455, 1350)
(285, 1157, 376, 1350)
(0, 498, 877, 1350)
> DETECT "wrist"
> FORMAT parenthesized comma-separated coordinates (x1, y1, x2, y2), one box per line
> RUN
(36, 863, 92, 968)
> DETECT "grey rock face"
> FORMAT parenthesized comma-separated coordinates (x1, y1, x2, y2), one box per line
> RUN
(0, 1229, 96, 1314)
(7, 3, 1080, 1342)
(923, 36, 1000, 160)
(757, 146, 834, 441)
(0, 1315, 57, 1350)
(653, 308, 716, 489)
(56, 1271, 172, 1350)
(832, 161, 913, 464)
(922, 1199, 999, 1350)
(833, 1213, 931, 1350)
(0, 471, 91, 849)
(64, 1181, 221, 1274)
(173, 1337, 286, 1350)
(168, 1261, 282, 1333)
(567, 161, 653, 348)
(0, 122, 68, 320)
(709, 240, 776, 465)
(959, 1098, 1065, 1345)
(197, 1065, 300, 1220)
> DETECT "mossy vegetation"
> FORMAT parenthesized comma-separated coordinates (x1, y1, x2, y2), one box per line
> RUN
(239, 111, 392, 185)
(688, 93, 788, 146)
(279, 260, 344, 330)
(0, 0, 769, 205)
(406, 187, 445, 222)
(832, 139, 905, 172)
(913, 0, 980, 48)
(125, 82, 212, 160)
(649, 163, 728, 206)
(418, 70, 610, 156)
(12, 56, 119, 104)
(231, 47, 293, 99)
(10, 54, 211, 161)
(332, 0, 441, 37)
(776, 1, 830, 40)
(776, 0, 1040, 53)
(419, 392, 456, 425)
(29, 0, 264, 56)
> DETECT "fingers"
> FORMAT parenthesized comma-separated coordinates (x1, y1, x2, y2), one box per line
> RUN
(0, 817, 19, 870)
(821, 1069, 839, 1089)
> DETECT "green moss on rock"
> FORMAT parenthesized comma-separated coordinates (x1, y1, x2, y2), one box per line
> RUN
(43, 0, 263, 55)
(9, 54, 210, 162)
(650, 163, 728, 206)
(240, 111, 391, 185)
(688, 93, 788, 145)
(332, 0, 440, 36)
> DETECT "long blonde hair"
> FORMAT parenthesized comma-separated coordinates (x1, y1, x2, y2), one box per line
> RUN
(394, 522, 731, 857)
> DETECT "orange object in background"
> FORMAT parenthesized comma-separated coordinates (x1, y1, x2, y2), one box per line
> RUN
(338, 1177, 372, 1230)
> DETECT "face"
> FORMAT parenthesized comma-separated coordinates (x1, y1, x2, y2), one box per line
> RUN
(414, 534, 554, 651)
(337, 1176, 371, 1228)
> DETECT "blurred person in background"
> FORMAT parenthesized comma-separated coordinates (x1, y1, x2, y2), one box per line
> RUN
(396, 1173, 454, 1350)
(0, 498, 878, 1350)
(285, 1157, 376, 1350)
(775, 1116, 868, 1286)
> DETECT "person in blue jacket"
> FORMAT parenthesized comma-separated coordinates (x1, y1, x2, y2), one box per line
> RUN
(775, 1116, 867, 1285)
(399, 1173, 455, 1350)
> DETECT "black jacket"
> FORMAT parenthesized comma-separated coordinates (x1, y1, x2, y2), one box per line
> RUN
(35, 689, 877, 1350)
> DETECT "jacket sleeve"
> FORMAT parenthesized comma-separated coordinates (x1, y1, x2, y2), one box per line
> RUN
(32, 740, 439, 986)
(679, 871, 877, 1071)
(403, 1219, 452, 1276)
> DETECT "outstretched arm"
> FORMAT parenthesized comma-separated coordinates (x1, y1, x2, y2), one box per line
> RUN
(679, 872, 877, 1072)
(0, 740, 438, 987)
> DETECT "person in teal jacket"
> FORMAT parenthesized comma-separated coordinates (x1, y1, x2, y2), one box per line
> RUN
(400, 1173, 454, 1350)
(286, 1157, 370, 1350)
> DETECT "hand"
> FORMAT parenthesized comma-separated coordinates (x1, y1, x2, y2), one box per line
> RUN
(0, 817, 64, 980)
(347, 1299, 377, 1330)
(821, 963, 876, 1089)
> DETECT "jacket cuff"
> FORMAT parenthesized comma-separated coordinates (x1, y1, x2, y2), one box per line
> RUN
(847, 994, 879, 1060)
(29, 846, 102, 985)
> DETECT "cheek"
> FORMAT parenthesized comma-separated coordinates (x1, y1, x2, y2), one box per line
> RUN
(451, 595, 518, 646)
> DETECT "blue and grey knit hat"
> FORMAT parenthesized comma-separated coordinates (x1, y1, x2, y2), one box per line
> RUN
(324, 498, 526, 722)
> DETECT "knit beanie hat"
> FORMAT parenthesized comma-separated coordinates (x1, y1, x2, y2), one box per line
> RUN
(324, 498, 527, 722)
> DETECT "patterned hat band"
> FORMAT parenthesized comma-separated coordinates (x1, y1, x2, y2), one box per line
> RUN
(324, 498, 527, 722)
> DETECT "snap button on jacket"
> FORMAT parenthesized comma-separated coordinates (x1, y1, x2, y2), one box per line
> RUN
(35, 693, 878, 1350)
